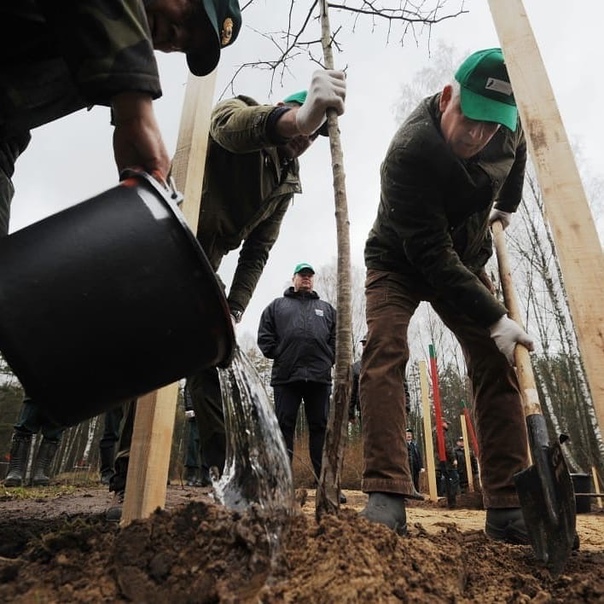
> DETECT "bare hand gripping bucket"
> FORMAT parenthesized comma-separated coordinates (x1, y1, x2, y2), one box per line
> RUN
(0, 171, 235, 427)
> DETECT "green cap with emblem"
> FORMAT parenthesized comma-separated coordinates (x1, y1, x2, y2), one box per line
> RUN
(454, 48, 517, 131)
(188, 0, 242, 77)
(293, 262, 315, 275)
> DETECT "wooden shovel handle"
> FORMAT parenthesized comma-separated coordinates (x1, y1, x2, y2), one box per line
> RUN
(492, 220, 543, 417)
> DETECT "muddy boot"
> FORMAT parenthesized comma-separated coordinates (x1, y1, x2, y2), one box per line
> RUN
(31, 438, 59, 486)
(99, 447, 115, 485)
(4, 433, 32, 487)
(360, 492, 407, 535)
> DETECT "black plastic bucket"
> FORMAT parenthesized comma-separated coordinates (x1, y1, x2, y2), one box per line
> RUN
(570, 473, 592, 514)
(0, 171, 234, 427)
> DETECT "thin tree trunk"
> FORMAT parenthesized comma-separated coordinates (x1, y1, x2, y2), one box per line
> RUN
(316, 0, 353, 519)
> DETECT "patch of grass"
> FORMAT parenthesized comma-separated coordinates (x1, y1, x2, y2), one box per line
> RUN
(292, 434, 363, 490)
(0, 483, 79, 501)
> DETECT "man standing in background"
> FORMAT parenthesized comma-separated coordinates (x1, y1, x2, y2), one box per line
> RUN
(258, 263, 336, 489)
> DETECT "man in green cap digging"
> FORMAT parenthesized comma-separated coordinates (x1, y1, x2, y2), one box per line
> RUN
(359, 48, 535, 542)
(106, 69, 346, 520)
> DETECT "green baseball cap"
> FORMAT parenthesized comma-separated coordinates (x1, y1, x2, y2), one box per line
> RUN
(293, 262, 315, 275)
(283, 90, 307, 105)
(282, 90, 329, 136)
(187, 0, 242, 77)
(454, 48, 517, 131)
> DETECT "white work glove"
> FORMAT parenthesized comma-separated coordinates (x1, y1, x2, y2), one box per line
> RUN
(489, 208, 513, 230)
(185, 409, 195, 419)
(489, 315, 535, 365)
(295, 69, 346, 136)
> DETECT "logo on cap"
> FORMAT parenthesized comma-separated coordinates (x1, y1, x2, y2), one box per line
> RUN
(485, 77, 513, 96)
(221, 18, 234, 47)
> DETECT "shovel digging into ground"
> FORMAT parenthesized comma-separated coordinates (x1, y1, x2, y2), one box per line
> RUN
(492, 220, 576, 575)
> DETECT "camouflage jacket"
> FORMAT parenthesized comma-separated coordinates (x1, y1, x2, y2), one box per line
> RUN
(365, 93, 527, 328)
(0, 1, 161, 136)
(198, 95, 302, 316)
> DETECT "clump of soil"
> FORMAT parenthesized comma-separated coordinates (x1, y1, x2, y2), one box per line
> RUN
(0, 486, 603, 603)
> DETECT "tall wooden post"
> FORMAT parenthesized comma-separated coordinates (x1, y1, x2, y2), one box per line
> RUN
(419, 361, 438, 502)
(121, 71, 217, 525)
(488, 0, 604, 434)
(459, 414, 474, 493)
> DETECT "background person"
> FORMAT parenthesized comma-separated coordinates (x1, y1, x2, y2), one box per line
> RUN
(98, 405, 126, 486)
(4, 396, 64, 487)
(405, 428, 424, 493)
(257, 263, 337, 492)
(454, 435, 478, 493)
(183, 383, 210, 487)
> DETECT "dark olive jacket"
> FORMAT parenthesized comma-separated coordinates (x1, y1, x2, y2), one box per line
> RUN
(198, 95, 302, 316)
(365, 93, 527, 328)
(0, 1, 161, 136)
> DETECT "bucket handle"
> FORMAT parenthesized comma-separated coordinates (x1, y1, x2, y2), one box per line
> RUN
(119, 169, 184, 207)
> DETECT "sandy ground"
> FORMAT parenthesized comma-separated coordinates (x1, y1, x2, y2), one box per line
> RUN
(0, 484, 602, 602)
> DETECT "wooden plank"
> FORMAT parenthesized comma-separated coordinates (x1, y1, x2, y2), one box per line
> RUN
(488, 0, 604, 436)
(459, 414, 474, 493)
(419, 361, 438, 501)
(591, 466, 603, 510)
(121, 70, 217, 525)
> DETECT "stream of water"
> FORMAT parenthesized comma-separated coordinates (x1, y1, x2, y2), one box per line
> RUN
(214, 347, 295, 557)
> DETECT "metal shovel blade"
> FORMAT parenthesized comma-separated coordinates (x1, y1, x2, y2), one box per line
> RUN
(514, 414, 576, 575)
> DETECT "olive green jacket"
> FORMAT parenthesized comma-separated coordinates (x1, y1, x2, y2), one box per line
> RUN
(365, 94, 527, 328)
(0, 1, 161, 135)
(198, 95, 302, 316)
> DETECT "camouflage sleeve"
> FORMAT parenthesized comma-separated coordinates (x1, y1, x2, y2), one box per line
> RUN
(37, 0, 161, 105)
(226, 197, 291, 315)
(210, 96, 281, 153)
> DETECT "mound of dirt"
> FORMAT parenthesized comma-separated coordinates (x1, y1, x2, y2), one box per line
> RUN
(0, 486, 602, 602)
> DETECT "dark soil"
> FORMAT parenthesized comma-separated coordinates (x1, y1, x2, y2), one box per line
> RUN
(0, 484, 602, 602)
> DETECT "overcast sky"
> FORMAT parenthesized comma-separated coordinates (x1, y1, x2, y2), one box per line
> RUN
(9, 0, 603, 342)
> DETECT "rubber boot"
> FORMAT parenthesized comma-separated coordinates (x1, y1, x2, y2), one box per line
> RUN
(106, 456, 128, 522)
(184, 466, 198, 487)
(4, 433, 32, 487)
(31, 438, 59, 486)
(99, 446, 115, 485)
(360, 492, 408, 535)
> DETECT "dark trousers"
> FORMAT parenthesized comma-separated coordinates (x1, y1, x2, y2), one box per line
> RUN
(14, 397, 63, 442)
(273, 381, 330, 480)
(187, 366, 226, 473)
(185, 418, 201, 469)
(360, 269, 529, 508)
(99, 404, 125, 453)
(109, 399, 136, 493)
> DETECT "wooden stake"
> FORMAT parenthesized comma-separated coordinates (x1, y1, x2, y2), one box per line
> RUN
(591, 466, 603, 510)
(488, 0, 604, 437)
(459, 414, 474, 493)
(419, 361, 438, 502)
(121, 71, 217, 525)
